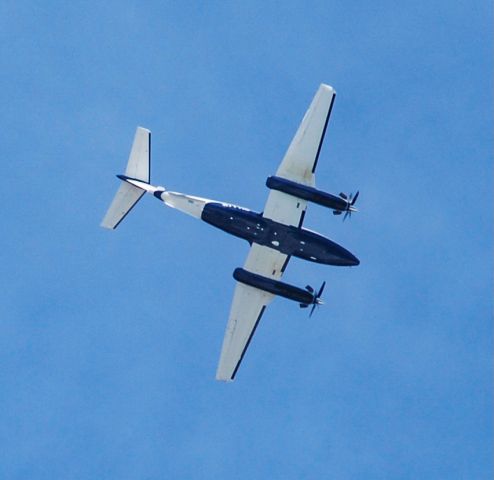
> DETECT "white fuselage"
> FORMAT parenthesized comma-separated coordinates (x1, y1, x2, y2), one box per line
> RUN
(121, 177, 359, 266)
(124, 177, 218, 219)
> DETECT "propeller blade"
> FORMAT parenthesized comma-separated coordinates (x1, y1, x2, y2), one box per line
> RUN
(343, 211, 350, 222)
(351, 190, 359, 205)
(305, 285, 314, 293)
(308, 281, 326, 317)
(317, 281, 326, 299)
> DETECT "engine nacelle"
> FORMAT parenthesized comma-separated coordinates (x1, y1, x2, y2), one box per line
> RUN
(266, 175, 348, 212)
(233, 268, 315, 306)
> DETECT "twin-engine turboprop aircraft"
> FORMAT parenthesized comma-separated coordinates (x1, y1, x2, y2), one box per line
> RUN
(101, 84, 359, 381)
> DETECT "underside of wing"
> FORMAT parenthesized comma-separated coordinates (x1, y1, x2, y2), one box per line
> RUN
(275, 83, 335, 184)
(216, 245, 289, 381)
(263, 84, 336, 227)
(216, 85, 336, 381)
(215, 283, 272, 381)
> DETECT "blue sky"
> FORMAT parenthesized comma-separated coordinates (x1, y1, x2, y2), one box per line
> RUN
(1, 1, 491, 478)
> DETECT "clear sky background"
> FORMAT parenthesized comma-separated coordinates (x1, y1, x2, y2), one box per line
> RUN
(1, 2, 492, 479)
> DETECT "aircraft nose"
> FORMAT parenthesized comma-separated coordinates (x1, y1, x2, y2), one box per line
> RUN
(318, 237, 360, 266)
(336, 245, 360, 266)
(347, 253, 360, 266)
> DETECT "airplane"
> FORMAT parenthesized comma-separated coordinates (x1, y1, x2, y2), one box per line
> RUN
(101, 84, 359, 381)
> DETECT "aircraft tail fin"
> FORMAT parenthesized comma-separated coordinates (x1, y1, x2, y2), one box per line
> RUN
(100, 127, 151, 230)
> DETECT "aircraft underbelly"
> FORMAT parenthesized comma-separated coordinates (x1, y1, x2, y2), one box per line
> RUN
(201, 203, 358, 266)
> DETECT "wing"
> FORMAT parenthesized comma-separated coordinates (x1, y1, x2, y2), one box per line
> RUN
(263, 84, 336, 227)
(216, 244, 289, 381)
(216, 85, 335, 381)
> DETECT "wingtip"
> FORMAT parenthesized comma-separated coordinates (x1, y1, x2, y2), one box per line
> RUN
(320, 83, 336, 95)
(100, 222, 115, 230)
(136, 126, 151, 134)
(216, 366, 236, 382)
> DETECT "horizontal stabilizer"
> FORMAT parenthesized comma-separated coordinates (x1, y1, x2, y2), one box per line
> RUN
(100, 126, 151, 230)
(100, 183, 145, 229)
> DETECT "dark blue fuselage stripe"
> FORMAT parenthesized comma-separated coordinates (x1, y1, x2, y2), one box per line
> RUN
(201, 203, 359, 266)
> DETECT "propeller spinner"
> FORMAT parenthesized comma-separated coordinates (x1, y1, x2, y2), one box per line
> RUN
(299, 281, 326, 317)
(334, 191, 359, 221)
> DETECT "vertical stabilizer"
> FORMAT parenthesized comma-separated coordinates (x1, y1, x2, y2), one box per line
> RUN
(125, 127, 150, 182)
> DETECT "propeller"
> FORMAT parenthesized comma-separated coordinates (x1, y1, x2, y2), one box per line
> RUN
(336, 190, 359, 221)
(300, 282, 326, 314)
(309, 281, 326, 317)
